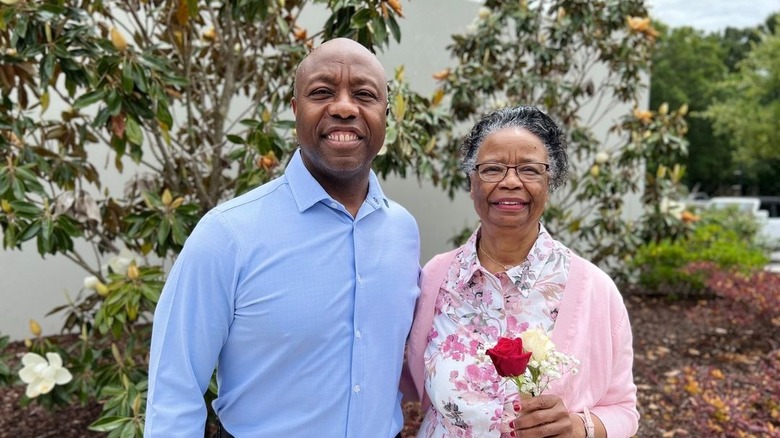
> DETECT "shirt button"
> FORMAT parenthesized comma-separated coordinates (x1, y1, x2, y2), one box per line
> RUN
(353, 384, 361, 393)
(330, 202, 338, 209)
(355, 329, 362, 339)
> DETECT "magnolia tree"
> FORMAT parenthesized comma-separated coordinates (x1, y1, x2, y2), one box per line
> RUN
(0, 0, 687, 435)
(422, 0, 689, 266)
(0, 0, 448, 434)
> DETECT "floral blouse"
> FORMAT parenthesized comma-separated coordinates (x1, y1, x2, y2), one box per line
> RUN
(418, 224, 571, 438)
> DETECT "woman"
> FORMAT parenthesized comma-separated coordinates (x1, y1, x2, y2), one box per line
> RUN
(404, 106, 639, 437)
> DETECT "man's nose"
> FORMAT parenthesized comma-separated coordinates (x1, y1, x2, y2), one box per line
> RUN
(328, 92, 358, 118)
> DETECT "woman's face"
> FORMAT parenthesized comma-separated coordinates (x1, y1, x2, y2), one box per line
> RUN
(470, 127, 550, 233)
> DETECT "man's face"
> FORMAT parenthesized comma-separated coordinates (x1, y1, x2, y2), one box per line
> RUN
(291, 39, 387, 187)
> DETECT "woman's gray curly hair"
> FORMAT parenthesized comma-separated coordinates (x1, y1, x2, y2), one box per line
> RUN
(460, 106, 569, 192)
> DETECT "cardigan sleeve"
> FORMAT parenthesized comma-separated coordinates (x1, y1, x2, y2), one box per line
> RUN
(558, 255, 639, 437)
(591, 299, 640, 437)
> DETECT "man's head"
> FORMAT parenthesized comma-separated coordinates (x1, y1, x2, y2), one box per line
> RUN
(292, 38, 388, 190)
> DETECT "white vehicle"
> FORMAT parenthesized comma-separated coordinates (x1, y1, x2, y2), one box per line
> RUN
(707, 196, 780, 249)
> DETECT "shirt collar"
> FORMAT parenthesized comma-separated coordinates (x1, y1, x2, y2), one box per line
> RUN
(453, 223, 556, 295)
(284, 149, 389, 213)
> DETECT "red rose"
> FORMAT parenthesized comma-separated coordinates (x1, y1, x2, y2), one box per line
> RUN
(486, 337, 532, 377)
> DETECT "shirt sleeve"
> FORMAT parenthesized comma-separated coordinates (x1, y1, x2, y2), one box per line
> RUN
(144, 211, 240, 437)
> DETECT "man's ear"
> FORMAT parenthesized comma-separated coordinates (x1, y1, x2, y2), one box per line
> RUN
(291, 98, 298, 116)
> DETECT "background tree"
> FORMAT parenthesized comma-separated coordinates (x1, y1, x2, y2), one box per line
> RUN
(706, 21, 780, 195)
(649, 23, 730, 195)
(425, 0, 688, 266)
(649, 12, 780, 196)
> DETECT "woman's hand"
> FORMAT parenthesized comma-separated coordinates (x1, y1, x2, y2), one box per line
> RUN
(508, 394, 576, 437)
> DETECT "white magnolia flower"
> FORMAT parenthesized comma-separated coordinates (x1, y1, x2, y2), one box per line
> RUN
(594, 151, 609, 164)
(660, 197, 685, 219)
(105, 249, 137, 275)
(83, 275, 100, 290)
(18, 352, 73, 398)
(520, 328, 555, 362)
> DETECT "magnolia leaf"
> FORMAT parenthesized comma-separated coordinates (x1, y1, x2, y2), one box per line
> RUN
(125, 117, 143, 146)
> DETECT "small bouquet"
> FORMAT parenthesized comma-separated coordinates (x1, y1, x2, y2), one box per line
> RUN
(486, 328, 579, 397)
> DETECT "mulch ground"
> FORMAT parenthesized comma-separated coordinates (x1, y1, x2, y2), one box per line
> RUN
(1, 294, 775, 437)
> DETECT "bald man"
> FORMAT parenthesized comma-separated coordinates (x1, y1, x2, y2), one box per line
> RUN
(145, 38, 421, 437)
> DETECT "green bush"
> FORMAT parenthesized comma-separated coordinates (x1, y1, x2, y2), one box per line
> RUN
(630, 208, 769, 296)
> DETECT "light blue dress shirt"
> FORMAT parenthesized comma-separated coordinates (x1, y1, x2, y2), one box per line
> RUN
(145, 150, 421, 437)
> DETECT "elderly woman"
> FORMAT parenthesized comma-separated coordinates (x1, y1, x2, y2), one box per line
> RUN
(404, 106, 638, 437)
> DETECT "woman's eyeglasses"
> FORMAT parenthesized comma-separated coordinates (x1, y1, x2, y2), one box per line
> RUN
(473, 162, 549, 183)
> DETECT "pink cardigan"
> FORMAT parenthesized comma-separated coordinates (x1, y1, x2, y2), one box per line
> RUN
(403, 248, 640, 437)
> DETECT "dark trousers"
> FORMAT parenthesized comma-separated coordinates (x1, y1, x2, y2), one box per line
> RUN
(217, 421, 402, 438)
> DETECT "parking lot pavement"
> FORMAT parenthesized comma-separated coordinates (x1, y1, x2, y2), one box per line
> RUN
(768, 251, 780, 273)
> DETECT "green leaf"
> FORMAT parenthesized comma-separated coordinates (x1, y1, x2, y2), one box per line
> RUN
(73, 90, 106, 109)
(125, 117, 143, 145)
(351, 8, 372, 28)
(371, 16, 387, 46)
(40, 53, 56, 87)
(156, 219, 170, 247)
(226, 134, 245, 144)
(88, 416, 130, 432)
(171, 219, 187, 245)
(387, 15, 401, 43)
(119, 418, 136, 438)
(122, 60, 134, 94)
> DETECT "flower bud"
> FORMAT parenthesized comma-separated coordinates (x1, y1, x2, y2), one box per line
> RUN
(127, 263, 140, 281)
(202, 26, 217, 42)
(83, 275, 100, 290)
(161, 189, 173, 206)
(29, 319, 42, 337)
(432, 68, 450, 81)
(478, 7, 491, 20)
(594, 151, 609, 165)
(0, 0, 21, 5)
(387, 0, 403, 17)
(679, 104, 689, 116)
(658, 102, 669, 116)
(590, 165, 600, 178)
(110, 27, 128, 52)
(95, 282, 109, 297)
(1, 199, 11, 213)
(24, 338, 32, 348)
(170, 197, 184, 209)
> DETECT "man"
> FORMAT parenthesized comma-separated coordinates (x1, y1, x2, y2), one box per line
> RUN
(144, 38, 421, 437)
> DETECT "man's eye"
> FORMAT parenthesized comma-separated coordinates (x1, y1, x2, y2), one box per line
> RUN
(310, 89, 332, 97)
(355, 91, 377, 100)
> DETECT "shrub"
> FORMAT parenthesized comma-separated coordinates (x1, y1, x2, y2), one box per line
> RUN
(630, 208, 769, 296)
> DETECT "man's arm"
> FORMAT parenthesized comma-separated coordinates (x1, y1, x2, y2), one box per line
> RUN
(144, 212, 239, 437)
